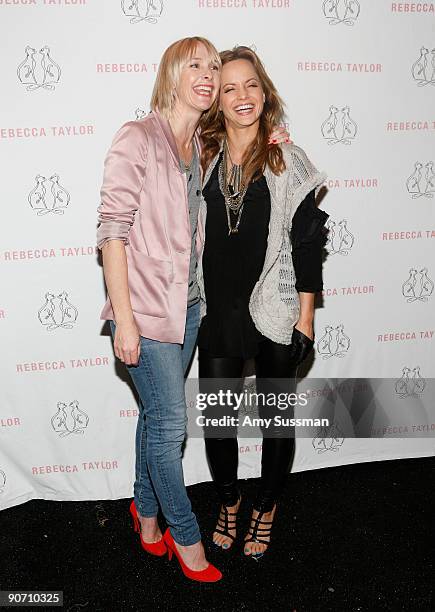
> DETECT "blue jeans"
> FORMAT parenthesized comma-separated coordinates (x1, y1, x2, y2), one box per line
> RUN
(110, 301, 201, 546)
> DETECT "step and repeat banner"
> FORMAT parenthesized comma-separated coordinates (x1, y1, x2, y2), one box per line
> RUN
(1, 1, 434, 510)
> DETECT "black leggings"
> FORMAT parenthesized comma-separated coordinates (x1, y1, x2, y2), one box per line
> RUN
(199, 337, 298, 513)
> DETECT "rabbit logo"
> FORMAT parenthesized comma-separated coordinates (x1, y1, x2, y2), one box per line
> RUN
(322, 0, 361, 26)
(121, 0, 163, 24)
(28, 174, 70, 215)
(411, 47, 435, 87)
(312, 423, 345, 453)
(321, 106, 357, 145)
(17, 46, 61, 91)
(401, 268, 434, 302)
(325, 218, 355, 255)
(317, 325, 351, 359)
(395, 367, 426, 398)
(38, 291, 78, 331)
(51, 401, 89, 437)
(406, 162, 434, 198)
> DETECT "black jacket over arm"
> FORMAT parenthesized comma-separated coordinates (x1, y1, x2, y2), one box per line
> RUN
(290, 188, 329, 293)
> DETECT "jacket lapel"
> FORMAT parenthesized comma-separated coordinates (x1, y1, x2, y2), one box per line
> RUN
(152, 110, 180, 168)
(203, 141, 224, 188)
(153, 109, 204, 178)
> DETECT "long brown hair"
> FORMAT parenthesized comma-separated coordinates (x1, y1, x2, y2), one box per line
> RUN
(200, 46, 286, 183)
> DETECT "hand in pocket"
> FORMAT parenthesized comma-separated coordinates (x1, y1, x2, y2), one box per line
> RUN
(289, 326, 314, 366)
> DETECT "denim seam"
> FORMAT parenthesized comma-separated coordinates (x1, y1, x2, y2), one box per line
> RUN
(135, 378, 159, 517)
(141, 346, 179, 525)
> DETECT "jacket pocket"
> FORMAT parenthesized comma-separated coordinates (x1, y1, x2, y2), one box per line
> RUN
(125, 246, 173, 318)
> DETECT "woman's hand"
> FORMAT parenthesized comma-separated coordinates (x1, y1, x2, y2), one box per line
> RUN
(114, 319, 141, 366)
(289, 322, 315, 367)
(294, 320, 314, 341)
(268, 125, 292, 145)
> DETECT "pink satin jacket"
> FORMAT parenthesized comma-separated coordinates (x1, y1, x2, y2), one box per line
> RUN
(97, 110, 203, 343)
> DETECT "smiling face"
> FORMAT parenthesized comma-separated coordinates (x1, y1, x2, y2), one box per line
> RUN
(174, 42, 220, 115)
(219, 58, 265, 130)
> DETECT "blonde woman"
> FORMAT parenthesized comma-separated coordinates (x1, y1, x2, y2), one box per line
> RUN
(198, 46, 329, 560)
(97, 37, 224, 583)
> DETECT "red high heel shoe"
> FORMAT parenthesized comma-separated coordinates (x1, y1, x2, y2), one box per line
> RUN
(129, 500, 167, 557)
(163, 528, 222, 583)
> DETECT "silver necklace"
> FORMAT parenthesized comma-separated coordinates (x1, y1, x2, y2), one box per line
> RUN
(181, 154, 193, 174)
(218, 140, 248, 235)
(180, 142, 194, 174)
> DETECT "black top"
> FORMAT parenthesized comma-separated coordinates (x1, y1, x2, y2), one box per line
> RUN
(198, 155, 328, 359)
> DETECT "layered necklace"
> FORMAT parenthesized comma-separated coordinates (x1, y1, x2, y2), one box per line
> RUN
(218, 138, 250, 236)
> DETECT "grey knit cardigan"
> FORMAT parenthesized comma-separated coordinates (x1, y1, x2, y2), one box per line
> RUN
(196, 142, 327, 345)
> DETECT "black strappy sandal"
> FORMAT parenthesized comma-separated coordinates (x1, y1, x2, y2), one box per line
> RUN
(243, 505, 276, 561)
(212, 497, 242, 550)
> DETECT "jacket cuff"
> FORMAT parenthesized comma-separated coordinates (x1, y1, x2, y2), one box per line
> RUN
(96, 221, 131, 250)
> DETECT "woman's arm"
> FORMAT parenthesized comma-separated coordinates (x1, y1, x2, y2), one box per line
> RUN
(289, 188, 329, 360)
(295, 292, 315, 340)
(97, 122, 148, 248)
(97, 122, 148, 366)
(101, 240, 140, 366)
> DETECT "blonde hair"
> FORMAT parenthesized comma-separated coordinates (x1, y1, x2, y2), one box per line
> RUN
(151, 37, 221, 120)
(201, 46, 286, 183)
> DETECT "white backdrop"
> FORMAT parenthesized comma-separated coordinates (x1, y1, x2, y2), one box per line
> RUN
(1, 1, 434, 510)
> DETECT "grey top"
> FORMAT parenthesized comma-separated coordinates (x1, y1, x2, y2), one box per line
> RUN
(180, 144, 201, 306)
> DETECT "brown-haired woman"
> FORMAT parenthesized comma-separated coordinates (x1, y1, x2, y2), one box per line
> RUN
(197, 46, 329, 560)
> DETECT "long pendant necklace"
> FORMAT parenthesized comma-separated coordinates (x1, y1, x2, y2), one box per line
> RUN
(218, 139, 249, 236)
